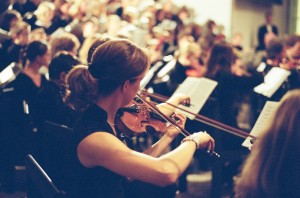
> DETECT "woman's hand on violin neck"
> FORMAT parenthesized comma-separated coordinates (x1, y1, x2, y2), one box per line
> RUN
(165, 113, 186, 139)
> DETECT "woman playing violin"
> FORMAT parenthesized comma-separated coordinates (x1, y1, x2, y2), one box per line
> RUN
(65, 39, 215, 198)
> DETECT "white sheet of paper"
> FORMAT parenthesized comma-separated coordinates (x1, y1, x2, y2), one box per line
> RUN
(172, 77, 218, 120)
(254, 67, 291, 98)
(242, 101, 280, 148)
(0, 65, 15, 84)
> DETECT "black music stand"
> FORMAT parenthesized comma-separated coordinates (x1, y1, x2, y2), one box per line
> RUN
(25, 154, 66, 198)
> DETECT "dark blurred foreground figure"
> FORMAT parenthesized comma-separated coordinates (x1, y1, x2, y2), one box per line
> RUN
(234, 89, 300, 198)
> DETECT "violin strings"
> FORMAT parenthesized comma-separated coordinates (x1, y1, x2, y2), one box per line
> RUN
(136, 94, 191, 137)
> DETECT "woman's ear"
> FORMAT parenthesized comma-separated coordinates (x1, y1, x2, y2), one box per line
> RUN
(121, 80, 130, 92)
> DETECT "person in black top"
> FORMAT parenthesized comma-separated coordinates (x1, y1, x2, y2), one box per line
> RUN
(166, 41, 204, 95)
(12, 0, 41, 16)
(37, 51, 81, 128)
(1, 41, 50, 189)
(204, 42, 263, 132)
(0, 10, 22, 32)
(256, 11, 279, 52)
(2, 21, 31, 68)
(64, 39, 215, 198)
(9, 40, 50, 132)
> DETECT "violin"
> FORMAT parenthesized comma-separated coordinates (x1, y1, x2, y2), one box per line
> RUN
(134, 93, 220, 158)
(115, 97, 168, 138)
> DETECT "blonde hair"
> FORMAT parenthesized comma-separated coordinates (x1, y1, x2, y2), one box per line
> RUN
(35, 1, 55, 22)
(10, 21, 30, 37)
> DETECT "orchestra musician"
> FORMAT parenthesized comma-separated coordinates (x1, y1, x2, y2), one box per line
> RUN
(64, 39, 215, 198)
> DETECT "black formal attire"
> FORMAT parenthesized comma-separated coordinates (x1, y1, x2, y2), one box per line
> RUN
(151, 60, 188, 98)
(4, 42, 27, 67)
(0, 36, 12, 71)
(37, 81, 80, 128)
(0, 72, 47, 191)
(23, 12, 69, 35)
(12, 0, 38, 16)
(68, 105, 126, 198)
(9, 73, 48, 159)
(256, 24, 278, 51)
(167, 61, 188, 94)
(196, 71, 263, 148)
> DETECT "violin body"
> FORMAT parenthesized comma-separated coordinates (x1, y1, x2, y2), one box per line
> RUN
(115, 98, 167, 137)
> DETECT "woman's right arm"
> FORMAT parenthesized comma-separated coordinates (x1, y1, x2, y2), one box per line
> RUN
(77, 131, 214, 187)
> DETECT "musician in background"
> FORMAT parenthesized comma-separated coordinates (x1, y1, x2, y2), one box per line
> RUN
(203, 42, 263, 133)
(2, 21, 31, 68)
(167, 41, 205, 92)
(37, 51, 81, 128)
(254, 37, 300, 113)
(1, 41, 50, 187)
(283, 34, 300, 90)
(189, 42, 263, 191)
(234, 89, 300, 198)
(49, 32, 80, 58)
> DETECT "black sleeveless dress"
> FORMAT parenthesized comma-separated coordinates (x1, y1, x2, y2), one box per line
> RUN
(68, 104, 126, 198)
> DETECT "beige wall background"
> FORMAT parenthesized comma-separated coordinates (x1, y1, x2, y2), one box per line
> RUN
(231, 0, 288, 50)
(172, 0, 288, 50)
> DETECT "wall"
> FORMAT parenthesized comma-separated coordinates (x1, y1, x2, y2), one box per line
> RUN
(172, 0, 288, 50)
(172, 0, 233, 37)
(231, 0, 287, 50)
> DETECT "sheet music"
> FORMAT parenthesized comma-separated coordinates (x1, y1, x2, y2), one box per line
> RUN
(242, 101, 280, 148)
(0, 62, 22, 87)
(172, 77, 218, 120)
(254, 67, 291, 98)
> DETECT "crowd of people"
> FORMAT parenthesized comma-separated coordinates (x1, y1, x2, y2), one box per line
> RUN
(0, 0, 300, 197)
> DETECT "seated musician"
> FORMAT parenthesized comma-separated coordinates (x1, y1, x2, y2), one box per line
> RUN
(64, 39, 215, 198)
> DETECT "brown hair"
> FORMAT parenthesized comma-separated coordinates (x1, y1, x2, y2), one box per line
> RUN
(50, 32, 80, 57)
(234, 89, 300, 197)
(205, 42, 235, 78)
(65, 39, 150, 111)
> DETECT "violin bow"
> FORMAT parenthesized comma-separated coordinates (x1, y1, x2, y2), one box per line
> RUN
(140, 90, 256, 140)
(137, 93, 220, 158)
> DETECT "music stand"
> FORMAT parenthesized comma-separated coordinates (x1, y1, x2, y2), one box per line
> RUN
(0, 62, 22, 89)
(25, 154, 65, 198)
